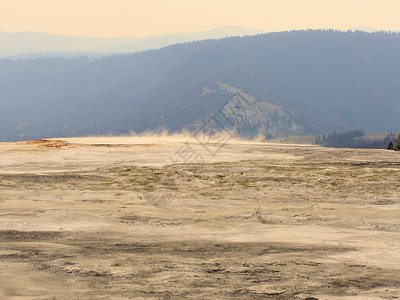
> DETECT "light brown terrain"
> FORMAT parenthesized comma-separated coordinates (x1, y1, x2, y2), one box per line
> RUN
(0, 136, 399, 299)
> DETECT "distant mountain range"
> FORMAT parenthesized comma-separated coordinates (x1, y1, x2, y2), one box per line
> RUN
(2, 26, 398, 58)
(0, 26, 263, 57)
(350, 27, 380, 33)
(351, 27, 400, 33)
(0, 29, 399, 142)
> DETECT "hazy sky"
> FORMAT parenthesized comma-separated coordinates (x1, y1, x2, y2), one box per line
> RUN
(1, 0, 399, 37)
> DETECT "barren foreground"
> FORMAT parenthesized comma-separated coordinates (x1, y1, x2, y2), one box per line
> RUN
(0, 137, 399, 299)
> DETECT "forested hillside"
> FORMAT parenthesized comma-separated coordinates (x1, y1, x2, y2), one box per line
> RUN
(1, 30, 399, 142)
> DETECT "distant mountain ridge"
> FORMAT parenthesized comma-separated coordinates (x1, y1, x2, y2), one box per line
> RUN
(350, 27, 380, 33)
(0, 26, 263, 57)
(0, 29, 399, 142)
(350, 27, 400, 33)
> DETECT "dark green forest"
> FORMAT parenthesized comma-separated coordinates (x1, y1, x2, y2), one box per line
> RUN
(0, 30, 399, 142)
(315, 130, 393, 149)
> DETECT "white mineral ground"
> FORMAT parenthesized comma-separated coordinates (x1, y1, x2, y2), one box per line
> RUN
(0, 136, 399, 299)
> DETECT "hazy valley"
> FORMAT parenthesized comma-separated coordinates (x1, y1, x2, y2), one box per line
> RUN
(1, 30, 399, 142)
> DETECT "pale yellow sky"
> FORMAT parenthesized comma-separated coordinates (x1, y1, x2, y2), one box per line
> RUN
(1, 0, 399, 37)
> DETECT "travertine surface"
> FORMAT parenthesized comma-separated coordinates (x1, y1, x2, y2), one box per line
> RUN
(0, 137, 399, 299)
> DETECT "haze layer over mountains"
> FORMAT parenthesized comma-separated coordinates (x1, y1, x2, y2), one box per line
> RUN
(0, 29, 399, 142)
(0, 26, 263, 57)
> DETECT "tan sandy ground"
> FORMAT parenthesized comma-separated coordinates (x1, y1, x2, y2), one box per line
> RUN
(0, 136, 399, 299)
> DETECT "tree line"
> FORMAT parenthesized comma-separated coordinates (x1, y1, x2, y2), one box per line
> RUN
(315, 130, 398, 150)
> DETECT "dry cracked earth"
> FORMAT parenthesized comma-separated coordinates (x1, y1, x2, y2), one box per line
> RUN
(0, 137, 399, 299)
